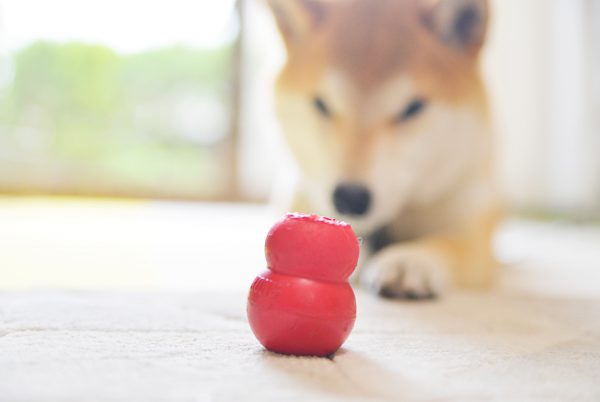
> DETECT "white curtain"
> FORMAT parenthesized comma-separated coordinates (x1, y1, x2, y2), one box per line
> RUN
(484, 0, 600, 217)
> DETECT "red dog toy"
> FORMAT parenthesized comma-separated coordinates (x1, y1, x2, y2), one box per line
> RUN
(247, 213, 359, 356)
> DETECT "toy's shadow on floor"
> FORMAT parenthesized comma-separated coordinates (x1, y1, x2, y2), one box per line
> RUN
(261, 348, 430, 401)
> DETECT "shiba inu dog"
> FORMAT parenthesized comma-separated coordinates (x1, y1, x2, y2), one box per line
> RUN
(267, 0, 501, 298)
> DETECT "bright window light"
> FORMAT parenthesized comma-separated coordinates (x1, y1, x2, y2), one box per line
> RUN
(0, 0, 238, 52)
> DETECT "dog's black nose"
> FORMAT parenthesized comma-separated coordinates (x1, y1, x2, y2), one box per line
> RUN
(333, 183, 371, 216)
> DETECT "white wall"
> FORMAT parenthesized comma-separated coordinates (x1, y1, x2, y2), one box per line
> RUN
(237, 0, 290, 201)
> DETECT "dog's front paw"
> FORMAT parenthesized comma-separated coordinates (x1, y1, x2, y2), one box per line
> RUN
(360, 246, 448, 299)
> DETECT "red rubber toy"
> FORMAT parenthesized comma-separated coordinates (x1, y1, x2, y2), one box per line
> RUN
(247, 213, 359, 356)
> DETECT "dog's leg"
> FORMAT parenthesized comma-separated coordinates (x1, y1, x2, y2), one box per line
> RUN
(361, 206, 501, 299)
(361, 242, 448, 299)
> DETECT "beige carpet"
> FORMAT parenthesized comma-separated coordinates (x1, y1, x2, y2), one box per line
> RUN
(0, 199, 599, 401)
(1, 286, 599, 401)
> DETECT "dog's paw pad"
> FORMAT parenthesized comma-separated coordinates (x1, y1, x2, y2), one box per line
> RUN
(361, 247, 448, 299)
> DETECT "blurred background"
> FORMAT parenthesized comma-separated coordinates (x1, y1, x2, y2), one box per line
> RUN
(1, 0, 599, 291)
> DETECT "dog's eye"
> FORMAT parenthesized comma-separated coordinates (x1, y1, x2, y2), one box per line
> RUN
(396, 98, 427, 123)
(312, 96, 331, 118)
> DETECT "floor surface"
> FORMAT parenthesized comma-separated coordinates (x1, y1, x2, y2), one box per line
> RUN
(0, 198, 599, 401)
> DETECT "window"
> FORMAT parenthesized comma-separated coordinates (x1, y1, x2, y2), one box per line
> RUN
(0, 0, 240, 200)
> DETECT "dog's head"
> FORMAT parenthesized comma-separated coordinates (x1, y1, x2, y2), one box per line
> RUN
(269, 0, 491, 235)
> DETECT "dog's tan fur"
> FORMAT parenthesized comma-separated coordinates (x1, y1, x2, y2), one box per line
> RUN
(268, 0, 501, 298)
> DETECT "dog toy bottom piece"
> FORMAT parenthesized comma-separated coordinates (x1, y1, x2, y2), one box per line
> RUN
(247, 270, 356, 357)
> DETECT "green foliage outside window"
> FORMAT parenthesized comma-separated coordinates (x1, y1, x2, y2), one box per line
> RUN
(0, 41, 234, 199)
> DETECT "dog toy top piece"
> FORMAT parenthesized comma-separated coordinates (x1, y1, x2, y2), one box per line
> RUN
(247, 213, 359, 357)
(265, 213, 359, 283)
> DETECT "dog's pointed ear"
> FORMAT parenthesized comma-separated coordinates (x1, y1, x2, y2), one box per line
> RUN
(420, 0, 489, 55)
(266, 0, 329, 49)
